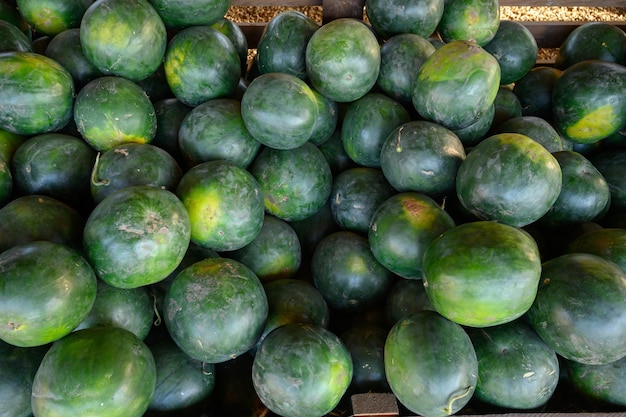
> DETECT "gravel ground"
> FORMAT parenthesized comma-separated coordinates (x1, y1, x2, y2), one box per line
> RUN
(226, 6, 626, 62)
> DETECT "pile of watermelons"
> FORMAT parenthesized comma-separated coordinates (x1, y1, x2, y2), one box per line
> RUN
(0, 0, 626, 416)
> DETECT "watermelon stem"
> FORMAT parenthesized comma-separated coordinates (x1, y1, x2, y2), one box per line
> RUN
(150, 290, 162, 326)
(90, 153, 110, 187)
(443, 386, 473, 415)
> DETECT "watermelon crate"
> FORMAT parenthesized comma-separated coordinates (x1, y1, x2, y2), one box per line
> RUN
(0, 1, 626, 417)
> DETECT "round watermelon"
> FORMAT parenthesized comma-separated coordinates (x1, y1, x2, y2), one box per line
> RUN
(436, 0, 500, 46)
(16, 0, 91, 35)
(148, 0, 230, 28)
(365, 0, 444, 39)
(44, 28, 102, 88)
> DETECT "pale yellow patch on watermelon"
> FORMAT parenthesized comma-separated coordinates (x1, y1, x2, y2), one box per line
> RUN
(565, 104, 619, 143)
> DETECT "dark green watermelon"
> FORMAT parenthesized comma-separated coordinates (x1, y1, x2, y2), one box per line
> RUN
(0, 19, 31, 52)
(527, 253, 626, 365)
(0, 240, 97, 347)
(330, 166, 396, 234)
(365, 0, 444, 39)
(483, 20, 538, 85)
(256, 10, 319, 80)
(385, 310, 478, 417)
(44, 28, 102, 88)
(176, 159, 265, 251)
(80, 0, 167, 81)
(308, 88, 339, 146)
(148, 0, 230, 28)
(211, 17, 249, 73)
(147, 337, 215, 415)
(83, 185, 191, 289)
(0, 155, 11, 207)
(385, 277, 434, 326)
(306, 18, 381, 103)
(456, 132, 562, 227)
(11, 132, 96, 210)
(589, 149, 626, 213)
(567, 355, 626, 408)
(495, 116, 564, 152)
(312, 230, 394, 311)
(32, 326, 156, 417)
(241, 72, 319, 150)
(340, 324, 390, 394)
(555, 22, 626, 70)
(252, 322, 353, 417)
(376, 33, 436, 102)
(74, 75, 157, 152)
(368, 192, 455, 279)
(150, 98, 192, 164)
(436, 0, 500, 46)
(512, 66, 562, 121)
(164, 257, 268, 363)
(0, 194, 85, 252)
(466, 320, 560, 410)
(567, 227, 626, 273)
(74, 279, 154, 340)
(0, 51, 74, 135)
(224, 214, 302, 282)
(422, 220, 542, 327)
(412, 40, 500, 130)
(552, 60, 626, 145)
(163, 25, 241, 106)
(90, 142, 183, 204)
(341, 92, 411, 168)
(16, 0, 91, 35)
(491, 86, 523, 129)
(249, 142, 333, 222)
(379, 120, 466, 197)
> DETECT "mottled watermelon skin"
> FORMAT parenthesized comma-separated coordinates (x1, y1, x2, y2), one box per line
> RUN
(16, 0, 92, 35)
(164, 257, 269, 363)
(412, 40, 500, 130)
(0, 19, 31, 52)
(252, 323, 353, 417)
(0, 155, 11, 207)
(148, 0, 230, 28)
(83, 185, 191, 289)
(436, 0, 500, 46)
(385, 311, 478, 417)
(80, 0, 167, 82)
(365, 0, 444, 39)
(32, 326, 157, 417)
(176, 159, 265, 252)
(0, 240, 97, 347)
(0, 52, 74, 135)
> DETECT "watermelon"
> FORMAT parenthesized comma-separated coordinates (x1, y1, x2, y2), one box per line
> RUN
(552, 59, 626, 144)
(16, 0, 91, 35)
(527, 253, 626, 365)
(11, 132, 96, 210)
(436, 0, 500, 46)
(491, 86, 523, 129)
(412, 40, 500, 130)
(0, 155, 11, 207)
(148, 0, 230, 28)
(44, 28, 102, 88)
(241, 72, 319, 150)
(0, 127, 26, 163)
(312, 231, 394, 311)
(74, 279, 154, 340)
(150, 98, 192, 163)
(178, 98, 261, 169)
(306, 18, 381, 103)
(341, 92, 411, 168)
(456, 133, 562, 227)
(0, 340, 47, 417)
(252, 322, 353, 417)
(0, 19, 31, 52)
(32, 326, 156, 417)
(80, 0, 167, 82)
(147, 337, 215, 415)
(567, 355, 626, 407)
(589, 149, 626, 213)
(539, 150, 611, 227)
(211, 17, 249, 73)
(224, 214, 302, 282)
(376, 33, 436, 103)
(567, 227, 626, 273)
(385, 310, 478, 417)
(379, 120, 466, 196)
(385, 277, 434, 326)
(308, 88, 339, 146)
(482, 20, 538, 85)
(555, 21, 626, 70)
(164, 25, 241, 107)
(256, 10, 319, 80)
(365, 0, 444, 39)
(0, 51, 74, 135)
(368, 192, 456, 279)
(512, 66, 562, 121)
(422, 220, 542, 328)
(495, 116, 564, 152)
(466, 320, 560, 410)
(164, 257, 269, 363)
(249, 142, 333, 222)
(317, 129, 359, 177)
(330, 166, 396, 234)
(83, 185, 191, 289)
(90, 142, 183, 204)
(340, 324, 390, 394)
(0, 194, 85, 253)
(74, 76, 157, 152)
(251, 278, 330, 355)
(0, 240, 97, 347)
(176, 159, 265, 251)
